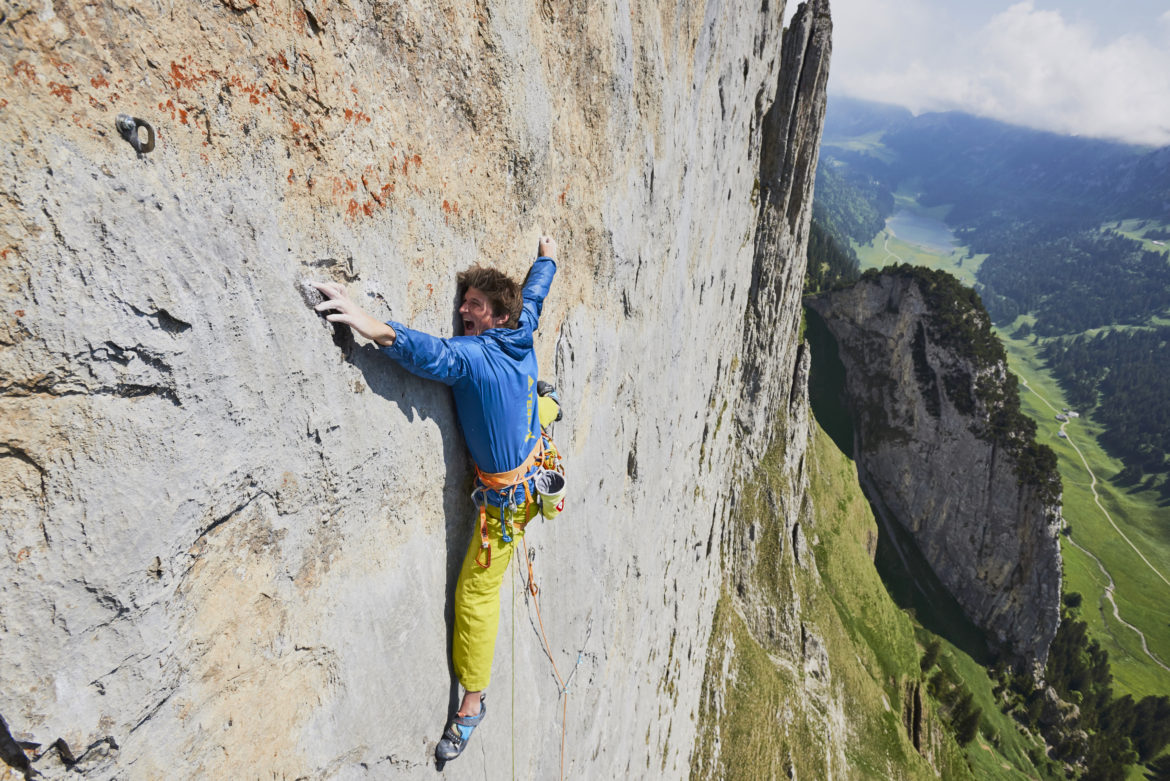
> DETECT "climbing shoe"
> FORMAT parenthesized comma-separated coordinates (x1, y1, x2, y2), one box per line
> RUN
(435, 695, 486, 762)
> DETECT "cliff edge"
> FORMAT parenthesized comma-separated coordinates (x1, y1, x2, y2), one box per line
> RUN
(807, 266, 1063, 672)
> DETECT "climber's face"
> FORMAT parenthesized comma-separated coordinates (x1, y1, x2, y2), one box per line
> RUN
(460, 287, 508, 336)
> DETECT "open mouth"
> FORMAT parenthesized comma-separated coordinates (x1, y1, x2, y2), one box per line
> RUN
(463, 318, 475, 334)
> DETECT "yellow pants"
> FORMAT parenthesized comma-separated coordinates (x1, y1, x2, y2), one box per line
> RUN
(452, 502, 537, 692)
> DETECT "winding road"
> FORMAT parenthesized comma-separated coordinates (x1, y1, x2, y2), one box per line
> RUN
(880, 231, 905, 265)
(1021, 380, 1170, 671)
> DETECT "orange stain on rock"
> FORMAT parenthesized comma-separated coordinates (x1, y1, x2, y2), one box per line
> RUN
(13, 61, 36, 81)
(48, 82, 73, 103)
(343, 107, 371, 123)
(91, 74, 110, 89)
(170, 61, 192, 89)
(46, 54, 73, 76)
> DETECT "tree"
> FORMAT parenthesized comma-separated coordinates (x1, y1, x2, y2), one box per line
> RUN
(920, 638, 942, 672)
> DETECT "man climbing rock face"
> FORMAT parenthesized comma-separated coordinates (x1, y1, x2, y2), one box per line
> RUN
(313, 236, 558, 762)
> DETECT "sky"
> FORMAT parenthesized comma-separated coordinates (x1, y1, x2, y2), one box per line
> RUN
(786, 0, 1170, 147)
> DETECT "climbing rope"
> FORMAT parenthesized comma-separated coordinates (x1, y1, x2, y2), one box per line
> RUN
(524, 537, 568, 781)
(511, 553, 516, 781)
(516, 537, 594, 781)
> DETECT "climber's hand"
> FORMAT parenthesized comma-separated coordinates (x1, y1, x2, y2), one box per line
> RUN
(538, 235, 557, 260)
(313, 282, 397, 346)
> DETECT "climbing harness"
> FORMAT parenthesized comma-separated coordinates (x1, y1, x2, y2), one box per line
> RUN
(471, 384, 567, 568)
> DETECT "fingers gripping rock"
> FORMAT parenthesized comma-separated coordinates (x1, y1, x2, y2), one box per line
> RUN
(297, 278, 355, 356)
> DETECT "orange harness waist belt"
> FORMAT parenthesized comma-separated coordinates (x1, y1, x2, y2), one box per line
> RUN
(472, 439, 543, 569)
(474, 439, 543, 491)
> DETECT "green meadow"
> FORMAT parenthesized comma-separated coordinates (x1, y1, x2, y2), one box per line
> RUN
(1109, 218, 1170, 254)
(822, 131, 897, 164)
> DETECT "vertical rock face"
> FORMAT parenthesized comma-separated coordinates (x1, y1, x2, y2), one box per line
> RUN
(728, 0, 828, 703)
(1, 0, 830, 778)
(808, 269, 1063, 671)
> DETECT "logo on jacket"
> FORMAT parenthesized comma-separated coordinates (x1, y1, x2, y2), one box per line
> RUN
(525, 375, 536, 442)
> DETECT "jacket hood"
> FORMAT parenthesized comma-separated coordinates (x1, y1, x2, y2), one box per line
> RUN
(481, 324, 533, 360)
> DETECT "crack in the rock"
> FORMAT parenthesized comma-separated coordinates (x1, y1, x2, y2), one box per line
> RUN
(365, 752, 427, 771)
(90, 651, 147, 694)
(2, 378, 182, 406)
(0, 712, 33, 779)
(129, 688, 175, 734)
(190, 486, 276, 548)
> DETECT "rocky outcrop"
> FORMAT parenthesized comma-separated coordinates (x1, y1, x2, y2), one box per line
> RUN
(807, 267, 1063, 671)
(1, 0, 834, 778)
(724, 0, 829, 707)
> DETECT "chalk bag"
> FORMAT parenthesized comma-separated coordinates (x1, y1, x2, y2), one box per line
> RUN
(535, 469, 567, 519)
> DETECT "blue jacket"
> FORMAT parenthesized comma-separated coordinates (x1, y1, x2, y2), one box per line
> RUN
(380, 257, 557, 505)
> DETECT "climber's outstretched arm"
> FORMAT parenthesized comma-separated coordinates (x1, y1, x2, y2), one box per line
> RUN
(538, 235, 556, 261)
(520, 235, 558, 331)
(313, 282, 397, 346)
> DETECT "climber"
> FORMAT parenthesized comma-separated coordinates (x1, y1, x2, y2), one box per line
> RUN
(312, 235, 558, 762)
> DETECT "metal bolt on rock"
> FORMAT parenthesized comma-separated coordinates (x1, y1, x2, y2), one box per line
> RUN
(115, 114, 155, 155)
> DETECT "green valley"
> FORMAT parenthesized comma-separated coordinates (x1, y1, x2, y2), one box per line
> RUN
(851, 201, 1170, 701)
(804, 96, 1170, 778)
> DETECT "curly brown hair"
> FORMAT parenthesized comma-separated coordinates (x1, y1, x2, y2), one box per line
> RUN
(456, 265, 523, 328)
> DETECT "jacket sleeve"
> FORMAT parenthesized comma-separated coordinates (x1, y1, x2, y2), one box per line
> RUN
(379, 321, 472, 386)
(519, 256, 557, 332)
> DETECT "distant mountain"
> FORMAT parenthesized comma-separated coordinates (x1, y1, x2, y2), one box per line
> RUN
(821, 96, 1170, 231)
(822, 96, 912, 139)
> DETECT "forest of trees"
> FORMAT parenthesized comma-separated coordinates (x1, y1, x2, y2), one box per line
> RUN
(804, 218, 860, 293)
(1004, 596, 1170, 779)
(1042, 328, 1170, 478)
(975, 231, 1170, 333)
(811, 158, 894, 245)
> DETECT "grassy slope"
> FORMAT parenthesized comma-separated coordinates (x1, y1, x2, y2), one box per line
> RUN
(692, 424, 977, 779)
(929, 627, 1054, 780)
(853, 206, 1170, 702)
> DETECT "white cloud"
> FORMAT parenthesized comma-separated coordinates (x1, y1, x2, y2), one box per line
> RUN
(827, 0, 1170, 146)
